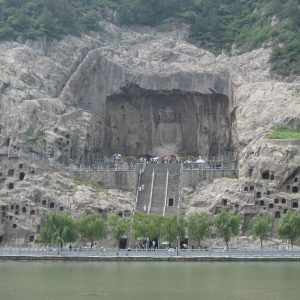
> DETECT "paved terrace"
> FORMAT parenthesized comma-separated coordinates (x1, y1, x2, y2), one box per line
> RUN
(1, 247, 300, 261)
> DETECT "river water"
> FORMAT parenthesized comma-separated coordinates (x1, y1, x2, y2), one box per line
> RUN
(0, 261, 299, 300)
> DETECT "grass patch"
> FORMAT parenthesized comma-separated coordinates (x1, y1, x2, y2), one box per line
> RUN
(268, 122, 300, 139)
(73, 177, 104, 192)
(26, 135, 46, 144)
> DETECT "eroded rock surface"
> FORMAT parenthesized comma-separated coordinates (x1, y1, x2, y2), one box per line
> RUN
(0, 22, 300, 244)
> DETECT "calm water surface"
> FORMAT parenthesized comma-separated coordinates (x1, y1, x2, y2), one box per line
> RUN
(0, 261, 299, 300)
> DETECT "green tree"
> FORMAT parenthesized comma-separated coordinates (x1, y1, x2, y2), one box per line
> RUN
(215, 210, 240, 249)
(37, 212, 77, 246)
(107, 212, 131, 249)
(250, 213, 272, 249)
(278, 210, 300, 248)
(132, 212, 163, 249)
(77, 214, 107, 248)
(161, 215, 185, 248)
(187, 212, 213, 248)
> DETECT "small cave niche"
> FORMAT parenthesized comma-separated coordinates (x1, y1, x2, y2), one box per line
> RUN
(244, 186, 248, 192)
(222, 199, 228, 206)
(292, 201, 298, 208)
(42, 200, 47, 206)
(30, 210, 35, 215)
(284, 209, 288, 214)
(256, 192, 262, 198)
(0, 236, 3, 243)
(12, 224, 17, 228)
(0, 172, 2, 177)
(8, 183, 14, 190)
(9, 216, 13, 220)
(19, 164, 23, 169)
(124, 210, 131, 217)
(292, 186, 299, 193)
(65, 134, 70, 139)
(59, 207, 64, 212)
(22, 207, 26, 213)
(49, 202, 55, 209)
(248, 168, 253, 177)
(270, 174, 275, 180)
(15, 211, 19, 215)
(286, 185, 290, 191)
(294, 178, 298, 183)
(118, 211, 123, 217)
(168, 198, 174, 207)
(259, 200, 265, 206)
(267, 191, 271, 195)
(235, 204, 239, 209)
(262, 171, 270, 180)
(54, 127, 58, 133)
(30, 170, 35, 175)
(274, 199, 279, 204)
(19, 172, 25, 181)
(275, 211, 281, 218)
(16, 205, 19, 210)
(269, 203, 274, 209)
(10, 205, 14, 210)
(29, 235, 34, 243)
(255, 201, 259, 205)
(7, 169, 15, 177)
(5, 137, 10, 146)
(282, 198, 286, 204)
(250, 186, 254, 191)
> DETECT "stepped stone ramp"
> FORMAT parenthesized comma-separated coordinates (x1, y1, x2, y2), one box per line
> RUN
(150, 165, 167, 215)
(165, 164, 181, 215)
(136, 165, 155, 212)
(136, 164, 181, 215)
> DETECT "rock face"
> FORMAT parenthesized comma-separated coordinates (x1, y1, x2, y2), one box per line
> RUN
(0, 22, 300, 245)
(183, 139, 300, 235)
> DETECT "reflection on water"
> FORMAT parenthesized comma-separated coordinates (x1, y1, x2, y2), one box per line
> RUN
(0, 261, 299, 300)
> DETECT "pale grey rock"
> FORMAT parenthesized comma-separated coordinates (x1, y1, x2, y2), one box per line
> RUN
(1, 22, 300, 245)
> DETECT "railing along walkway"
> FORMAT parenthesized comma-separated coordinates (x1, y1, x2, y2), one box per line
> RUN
(1, 247, 300, 259)
(0, 147, 137, 172)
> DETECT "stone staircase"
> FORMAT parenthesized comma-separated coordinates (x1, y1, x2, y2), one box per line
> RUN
(136, 164, 181, 215)
(136, 165, 155, 212)
(150, 165, 167, 215)
(165, 164, 180, 215)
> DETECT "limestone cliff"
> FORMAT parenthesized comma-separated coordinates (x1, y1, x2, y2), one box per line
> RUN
(0, 22, 300, 244)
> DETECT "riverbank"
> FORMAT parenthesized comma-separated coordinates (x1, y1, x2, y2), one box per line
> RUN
(2, 254, 300, 262)
(2, 247, 300, 262)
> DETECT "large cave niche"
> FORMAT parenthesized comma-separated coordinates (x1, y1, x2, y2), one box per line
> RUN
(103, 84, 233, 159)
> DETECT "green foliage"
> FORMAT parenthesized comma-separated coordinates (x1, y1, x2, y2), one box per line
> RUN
(268, 121, 300, 139)
(132, 212, 163, 243)
(0, 0, 110, 40)
(118, 0, 300, 76)
(187, 212, 213, 247)
(37, 212, 77, 244)
(278, 210, 300, 247)
(1, 1, 299, 75)
(215, 210, 240, 249)
(107, 212, 131, 247)
(26, 135, 46, 144)
(161, 214, 185, 245)
(250, 213, 272, 248)
(77, 214, 107, 246)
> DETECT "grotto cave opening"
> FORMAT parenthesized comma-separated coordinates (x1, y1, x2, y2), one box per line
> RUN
(100, 84, 234, 160)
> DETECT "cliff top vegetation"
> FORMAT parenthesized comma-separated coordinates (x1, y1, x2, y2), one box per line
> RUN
(0, 0, 299, 76)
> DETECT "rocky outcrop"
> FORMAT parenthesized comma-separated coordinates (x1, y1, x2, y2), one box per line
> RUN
(0, 22, 300, 244)
(183, 139, 300, 235)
